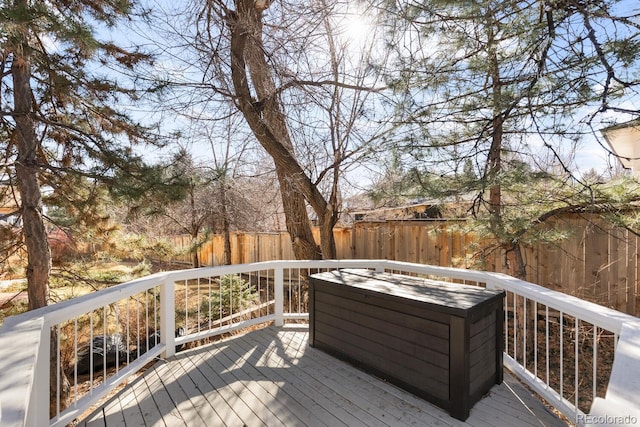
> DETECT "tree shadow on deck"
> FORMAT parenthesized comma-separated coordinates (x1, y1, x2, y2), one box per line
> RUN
(81, 325, 566, 427)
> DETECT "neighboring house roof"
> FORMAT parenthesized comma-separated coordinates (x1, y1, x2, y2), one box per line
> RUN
(349, 195, 475, 221)
(601, 119, 640, 171)
(350, 202, 440, 221)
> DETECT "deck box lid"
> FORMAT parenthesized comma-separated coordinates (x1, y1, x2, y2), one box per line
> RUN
(310, 269, 504, 316)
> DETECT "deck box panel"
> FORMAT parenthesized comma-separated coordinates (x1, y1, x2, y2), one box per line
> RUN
(470, 318, 498, 397)
(470, 353, 498, 397)
(314, 293, 450, 358)
(314, 305, 450, 370)
(470, 348, 497, 393)
(470, 337, 497, 369)
(314, 297, 451, 353)
(316, 314, 450, 372)
(313, 279, 453, 326)
(470, 313, 496, 335)
(313, 323, 450, 389)
(309, 269, 505, 421)
(313, 328, 450, 401)
(470, 318, 497, 352)
(314, 288, 451, 339)
(470, 339, 496, 369)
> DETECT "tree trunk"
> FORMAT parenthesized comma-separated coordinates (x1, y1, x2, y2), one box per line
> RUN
(11, 6, 70, 416)
(487, 22, 529, 281)
(510, 243, 527, 280)
(12, 45, 51, 311)
(223, 221, 232, 265)
(189, 181, 200, 268)
(191, 234, 200, 268)
(487, 24, 503, 230)
(229, 0, 323, 260)
(279, 174, 322, 259)
(219, 181, 232, 265)
(318, 205, 338, 259)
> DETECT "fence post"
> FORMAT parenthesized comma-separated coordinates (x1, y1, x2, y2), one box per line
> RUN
(160, 277, 176, 358)
(275, 267, 284, 326)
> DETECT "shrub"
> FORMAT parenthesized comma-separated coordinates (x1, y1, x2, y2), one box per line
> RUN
(200, 274, 257, 321)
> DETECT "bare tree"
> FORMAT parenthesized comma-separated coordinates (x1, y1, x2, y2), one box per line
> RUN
(142, 0, 386, 259)
(205, 113, 256, 265)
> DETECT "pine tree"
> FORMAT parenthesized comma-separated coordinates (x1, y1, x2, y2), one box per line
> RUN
(376, 0, 640, 278)
(1, 0, 157, 309)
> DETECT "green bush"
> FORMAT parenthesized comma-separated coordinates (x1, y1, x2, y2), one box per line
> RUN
(200, 275, 257, 320)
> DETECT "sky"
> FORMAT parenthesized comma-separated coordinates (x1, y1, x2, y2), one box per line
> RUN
(104, 0, 639, 185)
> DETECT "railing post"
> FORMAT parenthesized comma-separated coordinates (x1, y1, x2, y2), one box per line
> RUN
(160, 277, 176, 358)
(275, 267, 284, 326)
(30, 326, 50, 427)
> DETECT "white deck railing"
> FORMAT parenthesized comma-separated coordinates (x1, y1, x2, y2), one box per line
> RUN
(0, 260, 638, 427)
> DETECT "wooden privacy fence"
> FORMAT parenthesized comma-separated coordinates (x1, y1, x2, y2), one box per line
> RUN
(161, 215, 639, 317)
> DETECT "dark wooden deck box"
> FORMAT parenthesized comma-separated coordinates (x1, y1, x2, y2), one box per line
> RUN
(308, 269, 505, 421)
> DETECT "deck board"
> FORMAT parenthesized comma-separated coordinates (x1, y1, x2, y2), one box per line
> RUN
(289, 331, 458, 426)
(240, 326, 379, 427)
(224, 332, 338, 426)
(243, 329, 379, 427)
(261, 329, 444, 427)
(80, 325, 567, 427)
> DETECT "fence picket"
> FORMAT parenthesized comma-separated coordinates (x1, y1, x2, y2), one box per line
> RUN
(154, 215, 639, 316)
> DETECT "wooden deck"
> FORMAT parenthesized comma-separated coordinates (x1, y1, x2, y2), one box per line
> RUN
(80, 325, 566, 427)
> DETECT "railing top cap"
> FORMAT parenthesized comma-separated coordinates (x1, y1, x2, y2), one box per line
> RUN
(2, 259, 637, 334)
